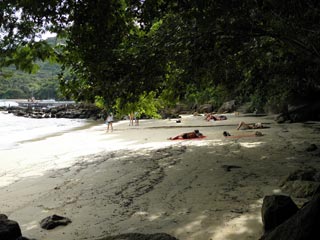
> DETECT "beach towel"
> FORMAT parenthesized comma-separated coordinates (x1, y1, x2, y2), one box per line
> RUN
(169, 136, 207, 140)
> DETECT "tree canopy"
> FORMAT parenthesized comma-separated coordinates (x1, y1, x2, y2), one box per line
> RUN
(1, 0, 320, 112)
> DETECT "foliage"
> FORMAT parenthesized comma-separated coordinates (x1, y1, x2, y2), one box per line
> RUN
(1, 0, 320, 113)
(115, 91, 162, 119)
(0, 58, 62, 99)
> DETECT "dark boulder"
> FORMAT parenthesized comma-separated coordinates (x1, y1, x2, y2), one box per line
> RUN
(40, 214, 71, 230)
(0, 214, 22, 240)
(276, 101, 320, 123)
(218, 100, 236, 113)
(198, 104, 214, 113)
(261, 195, 299, 233)
(260, 187, 320, 240)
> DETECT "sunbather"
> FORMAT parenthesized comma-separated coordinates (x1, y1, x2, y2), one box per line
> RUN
(169, 129, 203, 140)
(205, 113, 227, 121)
(237, 121, 264, 130)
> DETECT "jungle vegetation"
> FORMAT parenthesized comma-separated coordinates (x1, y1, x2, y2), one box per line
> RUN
(1, 0, 319, 114)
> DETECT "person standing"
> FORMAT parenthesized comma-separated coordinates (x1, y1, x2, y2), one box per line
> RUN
(134, 111, 139, 126)
(106, 113, 114, 132)
(129, 112, 134, 126)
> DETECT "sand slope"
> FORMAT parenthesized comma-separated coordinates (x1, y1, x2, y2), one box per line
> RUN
(0, 113, 320, 240)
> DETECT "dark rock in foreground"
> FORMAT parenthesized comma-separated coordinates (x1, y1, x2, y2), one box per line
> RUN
(40, 214, 72, 230)
(0, 214, 22, 240)
(98, 233, 178, 240)
(260, 187, 320, 240)
(275, 101, 320, 123)
(261, 195, 299, 233)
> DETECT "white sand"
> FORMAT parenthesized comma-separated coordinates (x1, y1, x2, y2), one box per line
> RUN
(1, 113, 320, 240)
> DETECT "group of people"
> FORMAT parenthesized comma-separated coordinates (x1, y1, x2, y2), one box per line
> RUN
(168, 121, 266, 140)
(129, 112, 139, 126)
(104, 111, 266, 138)
(105, 111, 141, 132)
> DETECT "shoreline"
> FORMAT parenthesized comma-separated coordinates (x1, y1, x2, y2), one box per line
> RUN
(1, 113, 320, 239)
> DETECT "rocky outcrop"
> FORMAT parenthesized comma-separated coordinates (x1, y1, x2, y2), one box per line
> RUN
(218, 100, 236, 113)
(260, 186, 320, 240)
(6, 103, 103, 119)
(0, 214, 22, 240)
(275, 101, 320, 123)
(280, 167, 320, 198)
(197, 104, 214, 113)
(261, 195, 299, 233)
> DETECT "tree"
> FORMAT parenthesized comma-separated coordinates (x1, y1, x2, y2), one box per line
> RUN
(1, 0, 320, 112)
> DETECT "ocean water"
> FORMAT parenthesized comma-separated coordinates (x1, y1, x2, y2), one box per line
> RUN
(0, 100, 19, 107)
(0, 111, 88, 150)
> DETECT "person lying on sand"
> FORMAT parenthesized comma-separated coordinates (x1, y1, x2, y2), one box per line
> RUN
(237, 121, 264, 130)
(169, 129, 203, 140)
(223, 130, 263, 137)
(205, 113, 227, 121)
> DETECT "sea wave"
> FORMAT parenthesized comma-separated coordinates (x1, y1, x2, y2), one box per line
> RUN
(0, 111, 88, 150)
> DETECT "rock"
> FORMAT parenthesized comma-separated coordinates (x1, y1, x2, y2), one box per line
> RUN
(282, 167, 318, 182)
(260, 187, 320, 240)
(98, 233, 178, 240)
(274, 114, 287, 123)
(218, 100, 236, 113)
(277, 101, 320, 123)
(0, 214, 22, 240)
(198, 104, 214, 113)
(40, 214, 71, 230)
(173, 104, 192, 114)
(281, 180, 320, 198)
(261, 195, 299, 233)
(306, 144, 318, 152)
(280, 167, 320, 198)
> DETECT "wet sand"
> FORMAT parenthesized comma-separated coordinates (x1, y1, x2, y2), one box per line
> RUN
(1, 113, 320, 240)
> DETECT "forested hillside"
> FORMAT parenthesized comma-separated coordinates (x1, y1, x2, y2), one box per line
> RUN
(0, 37, 62, 100)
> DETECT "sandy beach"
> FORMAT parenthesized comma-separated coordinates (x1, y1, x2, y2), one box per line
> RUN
(1, 113, 320, 240)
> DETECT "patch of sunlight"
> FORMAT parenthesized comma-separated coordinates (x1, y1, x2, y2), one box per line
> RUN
(183, 139, 228, 148)
(133, 211, 149, 216)
(132, 211, 164, 221)
(20, 171, 44, 178)
(175, 215, 207, 235)
(239, 142, 264, 148)
(272, 188, 282, 194)
(148, 213, 163, 221)
(0, 178, 13, 188)
(22, 221, 39, 231)
(209, 200, 263, 240)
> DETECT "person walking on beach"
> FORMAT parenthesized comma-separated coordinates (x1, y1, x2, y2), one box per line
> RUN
(106, 113, 114, 132)
(129, 112, 134, 126)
